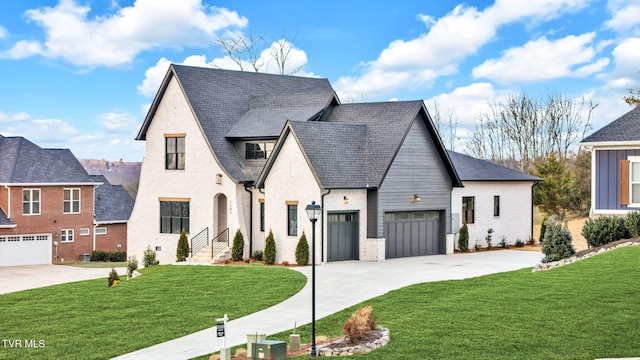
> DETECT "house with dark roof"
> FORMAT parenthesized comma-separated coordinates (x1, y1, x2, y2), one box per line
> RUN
(129, 64, 536, 264)
(579, 106, 640, 216)
(448, 151, 541, 247)
(0, 135, 133, 266)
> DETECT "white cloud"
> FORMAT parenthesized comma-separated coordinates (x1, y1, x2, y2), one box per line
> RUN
(0, 25, 7, 39)
(0, 111, 31, 123)
(472, 33, 609, 84)
(605, 0, 640, 35)
(99, 112, 139, 133)
(334, 0, 590, 100)
(600, 37, 640, 90)
(137, 57, 172, 98)
(0, 0, 248, 67)
(426, 82, 508, 128)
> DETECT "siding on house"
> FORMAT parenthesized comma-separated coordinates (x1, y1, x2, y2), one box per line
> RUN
(367, 189, 378, 238)
(595, 149, 640, 211)
(376, 116, 452, 237)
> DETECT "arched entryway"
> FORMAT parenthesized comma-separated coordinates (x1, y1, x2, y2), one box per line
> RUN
(214, 193, 228, 236)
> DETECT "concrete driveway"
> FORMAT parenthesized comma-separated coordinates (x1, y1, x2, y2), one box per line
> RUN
(115, 250, 542, 360)
(0, 264, 126, 295)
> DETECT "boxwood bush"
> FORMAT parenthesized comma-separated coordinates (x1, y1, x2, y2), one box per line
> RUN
(582, 216, 630, 248)
(541, 217, 575, 263)
(91, 251, 126, 262)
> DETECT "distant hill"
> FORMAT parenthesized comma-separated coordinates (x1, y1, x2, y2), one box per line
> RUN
(79, 159, 141, 197)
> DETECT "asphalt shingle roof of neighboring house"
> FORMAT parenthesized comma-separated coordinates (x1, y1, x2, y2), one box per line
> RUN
(0, 207, 15, 227)
(137, 65, 337, 182)
(447, 150, 542, 182)
(0, 135, 99, 184)
(580, 106, 640, 144)
(91, 175, 135, 223)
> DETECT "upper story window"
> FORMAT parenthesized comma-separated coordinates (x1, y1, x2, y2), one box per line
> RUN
(22, 189, 41, 215)
(245, 142, 274, 160)
(64, 188, 81, 214)
(165, 136, 185, 170)
(462, 196, 475, 224)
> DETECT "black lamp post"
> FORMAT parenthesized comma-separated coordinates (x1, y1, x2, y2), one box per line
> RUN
(305, 200, 322, 357)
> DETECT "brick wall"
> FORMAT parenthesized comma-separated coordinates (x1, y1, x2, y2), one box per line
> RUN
(95, 223, 128, 252)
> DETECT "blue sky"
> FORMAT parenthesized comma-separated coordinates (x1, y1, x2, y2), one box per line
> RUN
(0, 0, 638, 161)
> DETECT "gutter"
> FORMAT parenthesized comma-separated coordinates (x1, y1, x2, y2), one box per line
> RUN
(93, 182, 102, 252)
(321, 189, 331, 263)
(532, 181, 539, 241)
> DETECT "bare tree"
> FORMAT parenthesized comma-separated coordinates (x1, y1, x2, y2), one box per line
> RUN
(470, 93, 595, 172)
(622, 71, 640, 107)
(215, 33, 307, 75)
(431, 99, 459, 151)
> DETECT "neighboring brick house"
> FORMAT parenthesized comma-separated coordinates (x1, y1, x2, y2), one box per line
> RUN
(0, 135, 133, 266)
(91, 175, 135, 253)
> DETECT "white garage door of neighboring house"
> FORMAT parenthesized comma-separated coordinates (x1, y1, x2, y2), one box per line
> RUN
(384, 210, 444, 259)
(0, 234, 51, 267)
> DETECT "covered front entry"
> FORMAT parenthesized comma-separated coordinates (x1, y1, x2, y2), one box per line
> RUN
(327, 212, 359, 262)
(0, 234, 51, 267)
(384, 210, 444, 258)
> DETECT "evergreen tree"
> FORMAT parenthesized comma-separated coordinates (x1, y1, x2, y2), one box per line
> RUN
(295, 231, 309, 266)
(231, 229, 244, 261)
(459, 223, 469, 252)
(176, 228, 189, 262)
(264, 230, 277, 265)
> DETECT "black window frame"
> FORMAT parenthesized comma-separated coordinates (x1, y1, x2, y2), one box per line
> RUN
(287, 204, 297, 236)
(160, 201, 190, 234)
(165, 136, 185, 170)
(494, 196, 500, 217)
(245, 142, 274, 160)
(462, 196, 475, 224)
(260, 202, 265, 232)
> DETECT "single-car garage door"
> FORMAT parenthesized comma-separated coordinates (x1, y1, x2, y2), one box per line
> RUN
(327, 212, 359, 261)
(384, 211, 443, 258)
(0, 234, 50, 267)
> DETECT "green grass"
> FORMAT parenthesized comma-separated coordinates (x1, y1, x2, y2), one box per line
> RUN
(0, 265, 306, 360)
(267, 246, 640, 359)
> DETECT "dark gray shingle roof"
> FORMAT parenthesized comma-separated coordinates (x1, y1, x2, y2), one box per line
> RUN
(138, 65, 337, 182)
(448, 150, 541, 181)
(0, 136, 98, 184)
(0, 207, 15, 227)
(581, 106, 640, 143)
(91, 175, 135, 223)
(288, 121, 367, 188)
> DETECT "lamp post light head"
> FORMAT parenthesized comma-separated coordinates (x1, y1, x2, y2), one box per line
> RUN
(306, 201, 322, 222)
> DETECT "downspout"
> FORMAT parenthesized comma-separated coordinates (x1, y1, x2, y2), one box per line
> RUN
(93, 183, 101, 252)
(3, 186, 10, 219)
(244, 184, 253, 256)
(321, 189, 331, 263)
(532, 181, 539, 242)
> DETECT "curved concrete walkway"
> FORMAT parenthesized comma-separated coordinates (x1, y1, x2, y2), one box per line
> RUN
(114, 250, 541, 360)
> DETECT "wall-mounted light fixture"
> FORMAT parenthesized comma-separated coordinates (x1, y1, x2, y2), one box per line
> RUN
(215, 173, 222, 185)
(413, 194, 421, 203)
(343, 196, 349, 204)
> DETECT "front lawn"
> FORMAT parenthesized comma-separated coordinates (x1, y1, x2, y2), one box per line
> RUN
(271, 246, 640, 359)
(0, 265, 306, 359)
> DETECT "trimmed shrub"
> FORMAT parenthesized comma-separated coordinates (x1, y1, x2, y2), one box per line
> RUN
(458, 223, 469, 252)
(108, 267, 120, 287)
(582, 216, 630, 248)
(143, 246, 157, 267)
(176, 229, 190, 262)
(295, 231, 310, 266)
(625, 211, 640, 238)
(342, 306, 376, 345)
(485, 228, 494, 249)
(499, 236, 509, 248)
(264, 230, 276, 265)
(126, 256, 138, 278)
(231, 229, 244, 261)
(514, 239, 525, 248)
(541, 217, 575, 263)
(539, 216, 548, 244)
(91, 251, 126, 262)
(252, 250, 263, 261)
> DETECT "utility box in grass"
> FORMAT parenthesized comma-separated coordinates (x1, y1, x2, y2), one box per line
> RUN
(252, 340, 287, 360)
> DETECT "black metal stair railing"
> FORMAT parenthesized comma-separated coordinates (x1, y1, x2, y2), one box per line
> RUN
(190, 227, 209, 258)
(211, 228, 230, 259)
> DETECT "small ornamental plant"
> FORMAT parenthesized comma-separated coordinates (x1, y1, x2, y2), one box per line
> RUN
(264, 230, 277, 265)
(295, 231, 309, 266)
(126, 255, 138, 279)
(458, 223, 469, 252)
(342, 305, 376, 345)
(143, 246, 157, 267)
(232, 229, 244, 261)
(176, 229, 190, 262)
(108, 267, 120, 287)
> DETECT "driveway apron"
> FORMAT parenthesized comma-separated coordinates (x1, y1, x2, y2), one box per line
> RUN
(114, 250, 542, 360)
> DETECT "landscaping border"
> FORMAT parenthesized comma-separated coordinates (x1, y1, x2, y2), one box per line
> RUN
(533, 239, 640, 272)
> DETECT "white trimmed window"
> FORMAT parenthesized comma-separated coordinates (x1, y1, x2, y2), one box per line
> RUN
(80, 228, 90, 236)
(95, 227, 107, 235)
(64, 188, 81, 214)
(22, 189, 41, 215)
(621, 157, 640, 206)
(61, 229, 74, 243)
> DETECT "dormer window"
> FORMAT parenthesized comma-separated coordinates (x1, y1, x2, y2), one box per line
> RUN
(245, 142, 274, 160)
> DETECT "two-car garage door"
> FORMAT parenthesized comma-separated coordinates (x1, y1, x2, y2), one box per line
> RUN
(0, 234, 50, 267)
(384, 210, 444, 258)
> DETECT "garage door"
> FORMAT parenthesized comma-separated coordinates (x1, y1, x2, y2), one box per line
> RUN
(327, 212, 359, 262)
(0, 234, 50, 267)
(384, 211, 443, 258)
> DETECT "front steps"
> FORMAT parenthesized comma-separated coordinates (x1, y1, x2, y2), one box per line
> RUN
(188, 245, 231, 264)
